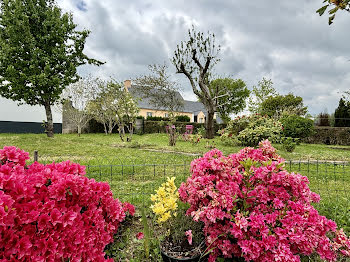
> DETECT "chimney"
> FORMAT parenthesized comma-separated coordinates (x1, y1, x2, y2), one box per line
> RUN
(124, 79, 132, 91)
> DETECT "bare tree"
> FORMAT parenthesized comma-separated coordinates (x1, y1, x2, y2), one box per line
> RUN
(59, 76, 97, 136)
(172, 27, 221, 139)
(134, 63, 183, 146)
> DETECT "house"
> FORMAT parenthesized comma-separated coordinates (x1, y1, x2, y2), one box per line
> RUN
(124, 80, 222, 124)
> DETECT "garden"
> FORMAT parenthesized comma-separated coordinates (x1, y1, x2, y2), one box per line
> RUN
(1, 128, 350, 261)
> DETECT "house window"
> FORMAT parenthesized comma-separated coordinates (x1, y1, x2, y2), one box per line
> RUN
(164, 113, 169, 117)
(199, 118, 204, 123)
(147, 112, 153, 117)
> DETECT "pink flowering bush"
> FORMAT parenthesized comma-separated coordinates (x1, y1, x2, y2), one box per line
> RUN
(179, 140, 350, 262)
(0, 146, 134, 261)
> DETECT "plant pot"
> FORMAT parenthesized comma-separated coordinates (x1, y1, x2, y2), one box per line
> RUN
(160, 239, 206, 262)
(160, 247, 202, 262)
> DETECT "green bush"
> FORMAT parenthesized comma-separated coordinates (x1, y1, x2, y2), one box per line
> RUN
(146, 116, 170, 121)
(175, 115, 190, 122)
(222, 114, 282, 147)
(282, 137, 297, 152)
(280, 115, 314, 139)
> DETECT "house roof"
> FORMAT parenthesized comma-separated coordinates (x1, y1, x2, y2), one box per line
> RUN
(128, 85, 205, 113)
(128, 85, 223, 123)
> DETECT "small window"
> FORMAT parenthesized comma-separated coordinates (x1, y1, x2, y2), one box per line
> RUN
(199, 118, 204, 123)
(147, 112, 153, 117)
(164, 113, 169, 117)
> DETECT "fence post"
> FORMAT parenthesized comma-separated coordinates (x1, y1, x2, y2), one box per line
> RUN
(34, 150, 38, 162)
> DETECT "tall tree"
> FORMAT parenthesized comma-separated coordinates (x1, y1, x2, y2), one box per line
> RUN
(334, 98, 350, 127)
(172, 27, 221, 139)
(317, 0, 350, 24)
(134, 63, 184, 146)
(248, 77, 277, 114)
(0, 0, 103, 137)
(209, 78, 250, 123)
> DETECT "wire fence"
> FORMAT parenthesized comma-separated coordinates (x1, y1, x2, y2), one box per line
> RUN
(29, 154, 350, 231)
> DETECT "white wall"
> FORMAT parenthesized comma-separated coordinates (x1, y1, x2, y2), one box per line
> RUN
(0, 97, 62, 123)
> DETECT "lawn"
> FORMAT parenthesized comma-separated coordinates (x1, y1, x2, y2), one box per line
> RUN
(1, 133, 350, 261)
(1, 133, 350, 163)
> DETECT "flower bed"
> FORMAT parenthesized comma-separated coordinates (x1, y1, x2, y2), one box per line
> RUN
(179, 140, 350, 262)
(0, 146, 134, 261)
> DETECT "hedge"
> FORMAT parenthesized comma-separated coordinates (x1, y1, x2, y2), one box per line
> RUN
(303, 126, 350, 145)
(142, 121, 226, 135)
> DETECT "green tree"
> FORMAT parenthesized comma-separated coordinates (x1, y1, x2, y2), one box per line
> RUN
(0, 0, 103, 137)
(334, 98, 350, 127)
(317, 0, 350, 24)
(172, 26, 221, 139)
(260, 93, 308, 119)
(87, 79, 139, 141)
(209, 78, 250, 123)
(248, 78, 277, 114)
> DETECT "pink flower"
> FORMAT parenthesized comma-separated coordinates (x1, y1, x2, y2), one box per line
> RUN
(136, 232, 144, 240)
(186, 230, 193, 245)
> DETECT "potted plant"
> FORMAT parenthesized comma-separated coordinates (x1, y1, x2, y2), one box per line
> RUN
(150, 177, 205, 261)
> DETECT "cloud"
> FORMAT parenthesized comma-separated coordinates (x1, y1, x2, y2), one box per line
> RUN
(2, 0, 350, 122)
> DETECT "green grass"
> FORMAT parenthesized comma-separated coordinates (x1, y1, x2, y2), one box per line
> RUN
(1, 133, 350, 261)
(2, 133, 350, 163)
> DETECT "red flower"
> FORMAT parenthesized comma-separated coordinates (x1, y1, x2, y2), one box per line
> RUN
(136, 232, 144, 240)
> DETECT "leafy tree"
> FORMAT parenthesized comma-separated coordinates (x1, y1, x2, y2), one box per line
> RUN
(134, 63, 184, 146)
(0, 0, 103, 137)
(317, 0, 350, 24)
(334, 98, 350, 127)
(260, 94, 308, 119)
(248, 78, 277, 114)
(87, 79, 139, 141)
(172, 26, 222, 139)
(209, 78, 250, 123)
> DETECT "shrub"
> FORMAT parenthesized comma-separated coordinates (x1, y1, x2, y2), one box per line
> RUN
(175, 115, 191, 122)
(146, 116, 170, 121)
(282, 137, 297, 152)
(0, 146, 134, 261)
(179, 141, 350, 262)
(280, 114, 314, 139)
(222, 114, 282, 147)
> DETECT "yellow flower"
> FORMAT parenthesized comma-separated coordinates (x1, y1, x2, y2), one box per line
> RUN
(150, 177, 179, 223)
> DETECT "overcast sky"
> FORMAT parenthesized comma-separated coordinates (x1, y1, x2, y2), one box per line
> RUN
(1, 0, 349, 123)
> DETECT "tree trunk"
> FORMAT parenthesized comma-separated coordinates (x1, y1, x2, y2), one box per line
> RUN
(168, 125, 176, 146)
(119, 125, 125, 142)
(127, 123, 133, 142)
(44, 101, 54, 138)
(206, 111, 215, 139)
(77, 125, 81, 137)
(103, 123, 107, 135)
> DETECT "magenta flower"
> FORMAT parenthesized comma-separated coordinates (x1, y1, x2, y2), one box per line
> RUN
(179, 140, 350, 262)
(0, 146, 134, 261)
(136, 232, 144, 240)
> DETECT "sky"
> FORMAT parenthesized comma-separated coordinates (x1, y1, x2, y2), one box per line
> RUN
(1, 0, 349, 123)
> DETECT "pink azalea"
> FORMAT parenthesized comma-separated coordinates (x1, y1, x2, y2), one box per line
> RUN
(179, 140, 350, 262)
(185, 230, 193, 245)
(0, 146, 134, 261)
